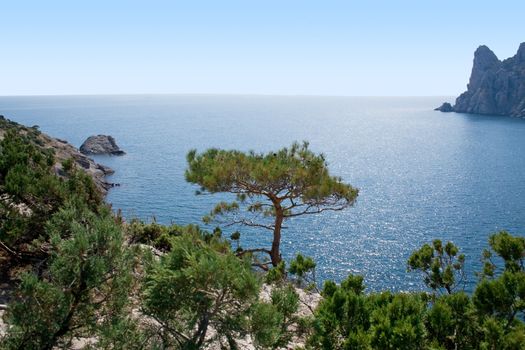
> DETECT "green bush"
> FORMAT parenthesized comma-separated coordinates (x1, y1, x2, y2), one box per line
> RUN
(141, 232, 260, 348)
(2, 201, 133, 349)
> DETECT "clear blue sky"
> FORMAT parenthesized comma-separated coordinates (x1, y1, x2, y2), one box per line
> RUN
(1, 1, 523, 96)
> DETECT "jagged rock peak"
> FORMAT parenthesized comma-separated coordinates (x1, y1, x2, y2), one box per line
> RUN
(468, 45, 501, 91)
(517, 42, 525, 63)
(436, 42, 525, 118)
(473, 45, 500, 70)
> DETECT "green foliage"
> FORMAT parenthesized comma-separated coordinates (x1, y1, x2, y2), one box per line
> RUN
(185, 141, 357, 203)
(271, 284, 301, 321)
(230, 230, 241, 251)
(0, 124, 102, 251)
(408, 239, 465, 294)
(474, 271, 525, 321)
(141, 232, 261, 349)
(230, 230, 241, 241)
(308, 274, 371, 349)
(126, 219, 234, 255)
(250, 302, 285, 348)
(185, 141, 358, 266)
(95, 317, 150, 350)
(250, 284, 301, 349)
(1, 273, 69, 349)
(289, 253, 318, 291)
(308, 234, 525, 350)
(369, 293, 426, 350)
(478, 317, 525, 350)
(127, 218, 182, 251)
(473, 230, 525, 348)
(265, 261, 287, 284)
(1, 129, 62, 247)
(481, 231, 525, 277)
(0, 120, 133, 349)
(425, 292, 479, 349)
(310, 278, 473, 350)
(289, 253, 316, 278)
(2, 200, 134, 349)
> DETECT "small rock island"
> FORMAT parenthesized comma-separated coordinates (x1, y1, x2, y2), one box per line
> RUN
(434, 102, 453, 112)
(436, 42, 525, 117)
(80, 135, 125, 155)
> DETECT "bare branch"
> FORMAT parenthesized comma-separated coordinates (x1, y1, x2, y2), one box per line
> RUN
(284, 203, 350, 218)
(250, 262, 271, 271)
(236, 248, 271, 257)
(224, 219, 275, 231)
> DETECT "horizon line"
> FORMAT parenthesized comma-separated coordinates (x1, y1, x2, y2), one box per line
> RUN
(0, 92, 457, 99)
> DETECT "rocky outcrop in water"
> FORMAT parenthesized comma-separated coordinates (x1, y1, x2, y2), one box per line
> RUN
(80, 135, 125, 155)
(434, 102, 453, 112)
(436, 43, 525, 117)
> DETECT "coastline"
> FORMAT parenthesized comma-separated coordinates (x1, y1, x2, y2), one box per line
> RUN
(0, 116, 115, 196)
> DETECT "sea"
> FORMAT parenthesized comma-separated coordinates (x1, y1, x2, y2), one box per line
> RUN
(2, 94, 525, 292)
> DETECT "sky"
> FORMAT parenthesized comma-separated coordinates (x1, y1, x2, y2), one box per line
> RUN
(1, 1, 524, 96)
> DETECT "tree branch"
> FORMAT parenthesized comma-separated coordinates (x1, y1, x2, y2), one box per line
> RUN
(224, 219, 275, 231)
(284, 204, 349, 218)
(236, 248, 271, 258)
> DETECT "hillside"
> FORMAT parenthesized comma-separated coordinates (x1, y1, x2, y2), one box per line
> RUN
(0, 116, 114, 194)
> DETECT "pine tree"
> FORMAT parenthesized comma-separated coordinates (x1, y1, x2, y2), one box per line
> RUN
(185, 141, 358, 267)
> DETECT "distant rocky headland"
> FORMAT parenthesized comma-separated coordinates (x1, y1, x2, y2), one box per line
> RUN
(436, 42, 525, 117)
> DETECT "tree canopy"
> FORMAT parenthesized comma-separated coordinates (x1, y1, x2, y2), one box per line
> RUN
(408, 239, 466, 295)
(185, 141, 358, 266)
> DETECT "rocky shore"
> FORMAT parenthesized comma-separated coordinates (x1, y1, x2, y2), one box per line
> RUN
(0, 116, 116, 195)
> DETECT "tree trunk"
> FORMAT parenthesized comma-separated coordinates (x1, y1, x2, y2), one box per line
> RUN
(194, 314, 210, 348)
(270, 209, 284, 266)
(43, 280, 86, 350)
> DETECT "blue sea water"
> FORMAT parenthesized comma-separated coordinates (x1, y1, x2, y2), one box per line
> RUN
(2, 94, 525, 292)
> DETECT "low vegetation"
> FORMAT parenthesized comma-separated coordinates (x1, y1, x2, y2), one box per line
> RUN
(1, 118, 524, 349)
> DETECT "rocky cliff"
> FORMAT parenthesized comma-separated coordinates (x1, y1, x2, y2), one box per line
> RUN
(437, 43, 525, 117)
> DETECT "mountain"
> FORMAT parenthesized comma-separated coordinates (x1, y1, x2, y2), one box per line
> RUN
(437, 43, 525, 117)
